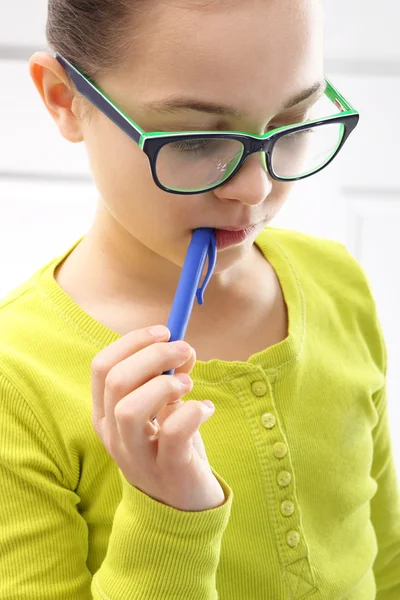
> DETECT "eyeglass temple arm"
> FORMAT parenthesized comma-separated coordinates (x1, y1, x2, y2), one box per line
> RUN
(324, 76, 358, 114)
(54, 54, 358, 146)
(54, 52, 144, 144)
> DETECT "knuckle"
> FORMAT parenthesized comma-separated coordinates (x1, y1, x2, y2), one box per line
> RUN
(162, 421, 183, 439)
(166, 375, 182, 395)
(91, 355, 109, 378)
(114, 400, 132, 422)
(104, 369, 125, 395)
(150, 343, 165, 364)
(152, 341, 165, 355)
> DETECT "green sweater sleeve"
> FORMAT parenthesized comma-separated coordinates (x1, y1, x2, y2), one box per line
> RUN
(0, 373, 234, 599)
(369, 314, 400, 600)
(370, 380, 400, 599)
(92, 468, 233, 599)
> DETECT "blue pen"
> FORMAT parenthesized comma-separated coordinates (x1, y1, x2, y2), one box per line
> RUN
(150, 227, 217, 422)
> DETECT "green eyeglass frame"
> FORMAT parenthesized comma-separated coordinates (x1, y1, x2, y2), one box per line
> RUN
(55, 52, 360, 195)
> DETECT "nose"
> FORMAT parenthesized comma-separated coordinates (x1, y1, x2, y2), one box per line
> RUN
(213, 151, 273, 206)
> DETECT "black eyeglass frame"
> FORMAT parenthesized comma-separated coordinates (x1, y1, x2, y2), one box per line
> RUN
(55, 52, 360, 195)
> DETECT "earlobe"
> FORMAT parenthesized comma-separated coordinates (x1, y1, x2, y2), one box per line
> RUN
(29, 52, 84, 143)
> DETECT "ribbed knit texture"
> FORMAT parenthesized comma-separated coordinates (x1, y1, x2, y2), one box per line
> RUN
(0, 226, 399, 599)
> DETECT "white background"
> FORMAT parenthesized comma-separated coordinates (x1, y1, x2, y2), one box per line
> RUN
(0, 2, 399, 474)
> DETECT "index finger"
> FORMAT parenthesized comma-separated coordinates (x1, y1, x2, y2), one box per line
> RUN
(91, 325, 170, 426)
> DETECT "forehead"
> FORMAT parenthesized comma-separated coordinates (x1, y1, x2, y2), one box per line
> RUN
(106, 0, 323, 118)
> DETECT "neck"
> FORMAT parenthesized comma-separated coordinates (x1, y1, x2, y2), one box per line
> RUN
(54, 198, 279, 342)
(68, 200, 266, 307)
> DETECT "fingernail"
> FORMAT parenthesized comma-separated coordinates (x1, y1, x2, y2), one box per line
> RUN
(149, 325, 169, 339)
(201, 400, 215, 411)
(175, 373, 192, 388)
(175, 341, 192, 356)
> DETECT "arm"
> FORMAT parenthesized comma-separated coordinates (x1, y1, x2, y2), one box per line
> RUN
(335, 241, 400, 597)
(0, 372, 233, 599)
(370, 337, 400, 599)
(92, 468, 232, 599)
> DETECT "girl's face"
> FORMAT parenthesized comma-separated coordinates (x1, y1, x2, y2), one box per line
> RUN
(50, 0, 324, 288)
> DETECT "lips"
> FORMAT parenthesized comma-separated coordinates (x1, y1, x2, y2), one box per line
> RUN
(191, 221, 263, 234)
(216, 224, 259, 232)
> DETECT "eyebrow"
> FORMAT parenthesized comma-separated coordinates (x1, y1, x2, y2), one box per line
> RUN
(144, 80, 327, 119)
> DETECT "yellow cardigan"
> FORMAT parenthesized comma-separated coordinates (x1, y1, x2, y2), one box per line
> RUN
(0, 226, 399, 599)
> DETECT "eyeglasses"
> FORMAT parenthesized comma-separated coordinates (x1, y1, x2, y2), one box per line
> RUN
(55, 52, 359, 195)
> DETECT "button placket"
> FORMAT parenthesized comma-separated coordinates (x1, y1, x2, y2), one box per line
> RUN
(248, 371, 316, 594)
(252, 376, 307, 573)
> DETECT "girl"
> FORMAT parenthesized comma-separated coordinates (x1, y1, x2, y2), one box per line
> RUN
(1, 0, 399, 598)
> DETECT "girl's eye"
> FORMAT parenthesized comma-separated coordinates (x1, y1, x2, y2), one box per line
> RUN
(169, 139, 217, 155)
(278, 127, 315, 142)
(172, 140, 207, 150)
(269, 111, 311, 130)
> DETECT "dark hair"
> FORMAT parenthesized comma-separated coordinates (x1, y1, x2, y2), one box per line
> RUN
(46, 0, 145, 81)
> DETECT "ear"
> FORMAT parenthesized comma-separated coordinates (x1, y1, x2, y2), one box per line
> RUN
(29, 51, 85, 143)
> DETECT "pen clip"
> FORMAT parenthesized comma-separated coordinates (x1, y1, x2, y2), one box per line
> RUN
(196, 231, 217, 305)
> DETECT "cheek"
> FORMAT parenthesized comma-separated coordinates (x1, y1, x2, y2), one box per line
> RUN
(269, 180, 294, 213)
(85, 115, 151, 196)
(83, 115, 156, 221)
(82, 114, 192, 233)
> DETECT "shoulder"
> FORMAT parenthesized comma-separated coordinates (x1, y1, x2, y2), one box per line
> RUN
(260, 225, 372, 290)
(260, 225, 352, 267)
(259, 226, 387, 376)
(0, 254, 62, 389)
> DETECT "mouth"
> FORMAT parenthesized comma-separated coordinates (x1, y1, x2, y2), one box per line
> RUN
(213, 224, 260, 250)
(216, 224, 259, 232)
(189, 221, 265, 250)
(191, 221, 263, 233)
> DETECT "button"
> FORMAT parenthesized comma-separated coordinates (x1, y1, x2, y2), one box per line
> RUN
(286, 530, 300, 547)
(277, 470, 291, 487)
(251, 381, 267, 396)
(261, 413, 276, 429)
(272, 442, 287, 459)
(281, 500, 295, 517)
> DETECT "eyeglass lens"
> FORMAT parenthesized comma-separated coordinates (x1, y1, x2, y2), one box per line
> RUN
(156, 120, 344, 192)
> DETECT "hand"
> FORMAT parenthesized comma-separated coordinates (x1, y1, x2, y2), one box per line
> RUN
(91, 325, 225, 511)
